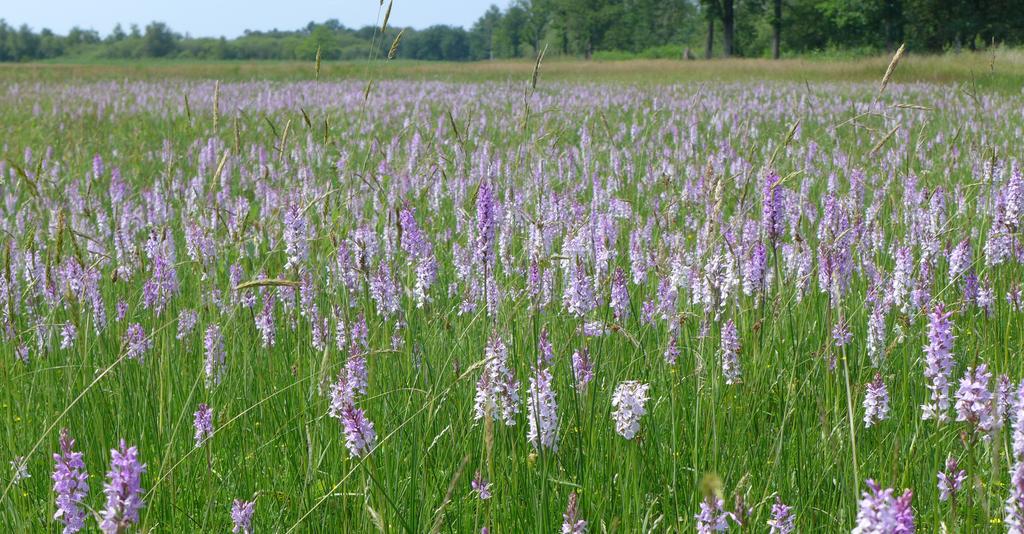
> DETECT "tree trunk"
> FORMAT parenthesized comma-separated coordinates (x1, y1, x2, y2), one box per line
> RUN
(772, 0, 781, 59)
(722, 0, 734, 57)
(705, 16, 714, 59)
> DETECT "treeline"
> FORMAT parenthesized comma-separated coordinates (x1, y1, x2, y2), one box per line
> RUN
(1, 0, 1023, 63)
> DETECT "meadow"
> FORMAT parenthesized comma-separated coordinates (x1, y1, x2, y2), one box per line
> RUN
(0, 53, 1023, 532)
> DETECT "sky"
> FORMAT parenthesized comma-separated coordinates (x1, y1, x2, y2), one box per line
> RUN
(3, 0, 500, 38)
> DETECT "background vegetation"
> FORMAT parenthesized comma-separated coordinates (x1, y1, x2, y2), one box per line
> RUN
(1, 0, 1023, 63)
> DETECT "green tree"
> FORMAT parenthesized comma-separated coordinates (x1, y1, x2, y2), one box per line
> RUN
(143, 22, 177, 57)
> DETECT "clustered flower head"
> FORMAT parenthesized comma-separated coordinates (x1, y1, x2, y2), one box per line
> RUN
(937, 455, 966, 502)
(526, 365, 559, 451)
(852, 479, 914, 534)
(767, 496, 795, 533)
(921, 303, 955, 422)
(474, 334, 520, 425)
(955, 363, 995, 433)
(695, 495, 733, 533)
(572, 348, 593, 391)
(471, 471, 492, 500)
(204, 324, 226, 389)
(282, 203, 309, 270)
(339, 403, 376, 458)
(863, 373, 890, 428)
(720, 320, 742, 385)
(193, 403, 214, 448)
(100, 440, 146, 534)
(231, 499, 255, 534)
(123, 323, 151, 362)
(52, 428, 89, 534)
(562, 491, 587, 533)
(328, 366, 376, 458)
(611, 381, 649, 440)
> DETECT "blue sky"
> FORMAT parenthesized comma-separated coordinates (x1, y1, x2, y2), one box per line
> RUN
(3, 0, 501, 37)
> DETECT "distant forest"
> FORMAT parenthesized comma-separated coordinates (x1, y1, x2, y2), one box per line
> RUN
(1, 0, 1022, 62)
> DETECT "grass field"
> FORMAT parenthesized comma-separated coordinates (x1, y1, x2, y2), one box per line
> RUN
(3, 48, 1024, 89)
(1, 52, 1023, 532)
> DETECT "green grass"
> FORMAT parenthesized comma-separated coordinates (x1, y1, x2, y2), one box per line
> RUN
(0, 58, 1021, 533)
(1, 48, 1022, 91)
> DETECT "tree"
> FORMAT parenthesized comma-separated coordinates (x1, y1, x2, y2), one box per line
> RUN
(519, 0, 553, 53)
(143, 22, 176, 57)
(771, 0, 782, 58)
(494, 3, 528, 57)
(701, 0, 717, 58)
(469, 5, 503, 60)
(721, 0, 734, 56)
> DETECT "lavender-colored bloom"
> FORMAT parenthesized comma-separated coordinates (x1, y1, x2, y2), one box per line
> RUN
(193, 404, 213, 448)
(538, 327, 554, 366)
(369, 263, 400, 318)
(350, 314, 369, 356)
(610, 267, 629, 321)
(767, 496, 795, 534)
(123, 323, 151, 362)
(474, 335, 520, 425)
(695, 496, 732, 533)
(413, 255, 437, 308)
(204, 324, 226, 389)
(100, 440, 146, 534)
(832, 320, 852, 348)
(52, 428, 89, 534)
(611, 381, 649, 440)
(864, 373, 890, 428)
(255, 295, 276, 348)
(475, 181, 497, 268)
(572, 348, 593, 391)
(562, 491, 587, 534)
(328, 371, 354, 418)
(742, 241, 768, 296)
(115, 300, 128, 322)
(1012, 382, 1024, 460)
(60, 323, 77, 350)
(345, 355, 369, 398)
(1010, 286, 1024, 312)
(526, 366, 559, 451)
(231, 499, 255, 534)
(866, 303, 887, 368)
(471, 471, 492, 500)
(340, 403, 376, 457)
(763, 172, 785, 244)
(527, 260, 543, 308)
(10, 456, 30, 484)
(962, 272, 979, 305)
(948, 240, 972, 280)
(92, 154, 104, 179)
(283, 203, 309, 270)
(15, 344, 29, 365)
(563, 262, 596, 318)
(177, 309, 198, 339)
(955, 363, 994, 432)
(936, 456, 966, 502)
(399, 204, 430, 258)
(921, 304, 955, 423)
(656, 275, 677, 320)
(1007, 165, 1023, 229)
(852, 480, 914, 534)
(141, 232, 179, 316)
(664, 334, 680, 365)
(720, 320, 742, 385)
(1007, 461, 1024, 532)
(890, 246, 914, 314)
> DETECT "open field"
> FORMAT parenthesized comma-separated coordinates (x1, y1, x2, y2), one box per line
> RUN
(1, 54, 1023, 532)
(2, 49, 1024, 90)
